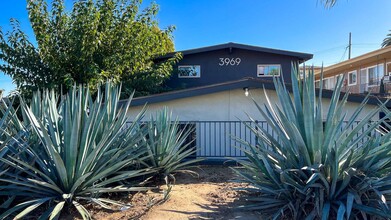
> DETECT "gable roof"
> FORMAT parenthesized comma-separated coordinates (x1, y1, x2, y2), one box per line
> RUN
(123, 77, 388, 107)
(158, 42, 313, 62)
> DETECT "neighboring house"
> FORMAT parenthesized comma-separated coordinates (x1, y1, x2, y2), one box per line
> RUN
(314, 46, 391, 95)
(125, 43, 385, 161)
(300, 65, 322, 78)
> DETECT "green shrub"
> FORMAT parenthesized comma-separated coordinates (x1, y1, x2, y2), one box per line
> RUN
(0, 83, 152, 219)
(144, 107, 203, 182)
(233, 65, 391, 219)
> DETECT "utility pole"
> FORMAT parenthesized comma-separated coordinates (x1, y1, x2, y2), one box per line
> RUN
(348, 32, 352, 59)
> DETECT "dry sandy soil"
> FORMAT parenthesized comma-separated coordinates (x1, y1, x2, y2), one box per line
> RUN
(86, 165, 260, 220)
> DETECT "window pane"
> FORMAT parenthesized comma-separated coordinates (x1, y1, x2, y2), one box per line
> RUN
(257, 64, 280, 77)
(258, 66, 265, 75)
(368, 67, 376, 86)
(378, 64, 384, 79)
(329, 77, 335, 89)
(323, 78, 334, 89)
(348, 71, 356, 85)
(269, 65, 280, 75)
(360, 69, 367, 83)
(360, 68, 367, 93)
(178, 65, 201, 78)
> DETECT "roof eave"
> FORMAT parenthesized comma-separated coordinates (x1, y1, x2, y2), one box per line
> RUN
(121, 78, 386, 107)
(315, 46, 391, 79)
(157, 42, 313, 61)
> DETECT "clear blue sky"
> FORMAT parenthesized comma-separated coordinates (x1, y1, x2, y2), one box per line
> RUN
(1, 0, 390, 94)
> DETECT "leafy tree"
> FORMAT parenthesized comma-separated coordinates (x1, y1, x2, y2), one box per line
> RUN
(0, 0, 180, 97)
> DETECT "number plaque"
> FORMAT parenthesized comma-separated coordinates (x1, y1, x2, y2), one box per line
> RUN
(219, 58, 241, 66)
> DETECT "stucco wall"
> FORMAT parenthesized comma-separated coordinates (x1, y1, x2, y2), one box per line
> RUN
(127, 89, 379, 158)
(127, 88, 379, 122)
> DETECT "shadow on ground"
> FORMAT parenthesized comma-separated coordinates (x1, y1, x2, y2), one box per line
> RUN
(141, 165, 261, 220)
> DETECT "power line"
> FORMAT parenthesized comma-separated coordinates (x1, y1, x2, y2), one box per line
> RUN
(339, 46, 348, 62)
(352, 43, 379, 46)
(312, 45, 346, 54)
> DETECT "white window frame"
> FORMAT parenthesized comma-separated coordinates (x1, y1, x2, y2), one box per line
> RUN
(257, 64, 281, 77)
(348, 70, 357, 86)
(178, 65, 201, 78)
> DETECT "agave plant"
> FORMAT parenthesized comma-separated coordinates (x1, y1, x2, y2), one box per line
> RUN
(0, 96, 29, 210)
(233, 64, 391, 219)
(144, 107, 203, 182)
(0, 95, 33, 179)
(0, 83, 153, 219)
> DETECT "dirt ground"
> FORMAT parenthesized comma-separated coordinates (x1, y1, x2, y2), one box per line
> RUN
(88, 165, 260, 220)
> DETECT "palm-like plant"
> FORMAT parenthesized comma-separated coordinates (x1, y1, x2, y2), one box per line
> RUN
(319, 1, 391, 49)
(0, 83, 152, 219)
(382, 30, 391, 48)
(320, 0, 337, 8)
(233, 64, 391, 219)
(144, 107, 202, 182)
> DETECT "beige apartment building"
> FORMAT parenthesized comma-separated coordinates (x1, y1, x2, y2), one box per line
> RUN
(315, 46, 391, 95)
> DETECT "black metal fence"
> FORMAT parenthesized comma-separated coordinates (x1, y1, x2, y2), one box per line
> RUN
(184, 120, 373, 158)
(126, 120, 380, 159)
(185, 121, 266, 158)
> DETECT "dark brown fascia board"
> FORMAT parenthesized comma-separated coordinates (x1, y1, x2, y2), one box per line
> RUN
(157, 42, 313, 62)
(122, 78, 389, 108)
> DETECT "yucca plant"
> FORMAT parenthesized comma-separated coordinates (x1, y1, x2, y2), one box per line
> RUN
(0, 83, 153, 219)
(144, 107, 203, 182)
(233, 64, 391, 219)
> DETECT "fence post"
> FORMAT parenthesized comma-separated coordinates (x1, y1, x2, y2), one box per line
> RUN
(255, 120, 259, 145)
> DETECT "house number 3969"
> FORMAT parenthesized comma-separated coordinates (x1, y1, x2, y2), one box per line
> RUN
(219, 58, 241, 66)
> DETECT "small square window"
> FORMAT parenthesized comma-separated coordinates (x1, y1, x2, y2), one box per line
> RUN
(178, 65, 201, 78)
(257, 64, 281, 77)
(348, 71, 357, 85)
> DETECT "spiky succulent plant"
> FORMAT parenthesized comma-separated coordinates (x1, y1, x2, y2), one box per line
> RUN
(144, 107, 202, 182)
(0, 83, 152, 219)
(233, 64, 391, 219)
